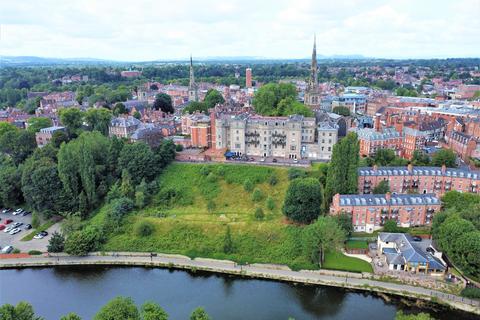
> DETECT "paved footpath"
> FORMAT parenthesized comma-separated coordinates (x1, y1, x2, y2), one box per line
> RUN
(0, 252, 478, 315)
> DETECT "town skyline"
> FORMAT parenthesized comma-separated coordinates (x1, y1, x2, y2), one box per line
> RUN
(1, 0, 479, 62)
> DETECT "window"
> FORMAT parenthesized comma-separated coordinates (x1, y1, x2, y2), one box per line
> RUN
(290, 146, 296, 151)
(235, 144, 240, 148)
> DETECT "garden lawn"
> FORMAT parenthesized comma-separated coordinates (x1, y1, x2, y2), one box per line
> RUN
(345, 240, 368, 250)
(323, 251, 373, 273)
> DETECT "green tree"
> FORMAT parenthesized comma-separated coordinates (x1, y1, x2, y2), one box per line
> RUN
(135, 221, 154, 237)
(283, 178, 322, 223)
(59, 108, 83, 134)
(303, 216, 346, 266)
(190, 307, 211, 320)
(84, 108, 112, 135)
(50, 130, 69, 148)
(140, 301, 168, 320)
(372, 180, 390, 194)
(253, 83, 297, 116)
(64, 226, 103, 256)
(223, 226, 234, 254)
(243, 179, 254, 192)
(383, 219, 400, 233)
(60, 313, 82, 320)
(412, 150, 430, 166)
(133, 111, 141, 119)
(373, 148, 396, 166)
(183, 101, 208, 114)
(0, 301, 43, 320)
(27, 117, 52, 133)
(251, 188, 263, 202)
(0, 122, 18, 138)
(431, 149, 457, 167)
(112, 102, 127, 116)
(153, 93, 174, 114)
(204, 89, 225, 108)
(0, 162, 23, 207)
(47, 231, 65, 253)
(332, 106, 350, 116)
(134, 179, 148, 208)
(120, 169, 135, 198)
(266, 196, 275, 211)
(325, 132, 359, 206)
(334, 212, 353, 236)
(119, 142, 158, 185)
(94, 297, 140, 320)
(254, 207, 265, 220)
(0, 130, 37, 165)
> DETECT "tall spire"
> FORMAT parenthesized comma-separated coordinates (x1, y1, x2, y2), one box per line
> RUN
(310, 34, 318, 88)
(188, 55, 198, 102)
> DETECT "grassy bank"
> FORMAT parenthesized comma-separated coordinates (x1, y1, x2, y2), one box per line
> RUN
(87, 163, 370, 272)
(323, 252, 373, 273)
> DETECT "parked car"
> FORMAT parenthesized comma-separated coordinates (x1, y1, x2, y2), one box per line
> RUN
(272, 158, 278, 163)
(22, 211, 31, 217)
(4, 225, 15, 233)
(12, 209, 23, 216)
(0, 225, 6, 230)
(34, 231, 48, 239)
(1, 246, 13, 254)
(5, 219, 13, 224)
(1, 208, 11, 214)
(12, 222, 23, 228)
(412, 236, 422, 242)
(24, 224, 32, 230)
(260, 158, 265, 162)
(9, 228, 21, 235)
(293, 159, 298, 163)
(426, 247, 435, 254)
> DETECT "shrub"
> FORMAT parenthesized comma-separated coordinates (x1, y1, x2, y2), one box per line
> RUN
(225, 176, 234, 184)
(383, 219, 401, 233)
(135, 221, 154, 237)
(254, 207, 265, 220)
(12, 249, 20, 254)
(288, 168, 307, 180)
(266, 196, 275, 211)
(251, 188, 263, 202)
(207, 200, 216, 212)
(243, 179, 254, 192)
(268, 173, 278, 186)
(31, 212, 40, 229)
(175, 144, 184, 152)
(461, 287, 480, 299)
(283, 178, 322, 223)
(64, 226, 104, 256)
(206, 172, 217, 183)
(47, 231, 65, 253)
(216, 166, 226, 177)
(199, 165, 211, 176)
(28, 250, 42, 255)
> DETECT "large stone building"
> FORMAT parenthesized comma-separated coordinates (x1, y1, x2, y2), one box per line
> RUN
(35, 126, 65, 147)
(109, 116, 141, 138)
(304, 35, 322, 109)
(330, 193, 441, 233)
(358, 164, 480, 197)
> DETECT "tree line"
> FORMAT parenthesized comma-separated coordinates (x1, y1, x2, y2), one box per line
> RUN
(0, 297, 211, 320)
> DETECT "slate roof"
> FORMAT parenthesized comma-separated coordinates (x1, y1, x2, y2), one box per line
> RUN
(338, 193, 440, 207)
(359, 166, 480, 180)
(379, 233, 445, 270)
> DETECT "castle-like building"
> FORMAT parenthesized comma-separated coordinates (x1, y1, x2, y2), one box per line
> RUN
(304, 35, 322, 109)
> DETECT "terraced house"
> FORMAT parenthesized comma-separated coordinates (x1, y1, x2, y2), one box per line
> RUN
(358, 164, 480, 197)
(330, 193, 441, 233)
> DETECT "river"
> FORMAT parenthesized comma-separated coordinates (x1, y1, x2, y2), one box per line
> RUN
(0, 266, 475, 320)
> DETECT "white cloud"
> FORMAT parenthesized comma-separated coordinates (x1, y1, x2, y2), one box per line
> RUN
(0, 0, 478, 60)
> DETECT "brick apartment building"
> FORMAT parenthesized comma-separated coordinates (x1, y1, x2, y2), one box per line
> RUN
(358, 164, 480, 197)
(330, 193, 441, 233)
(356, 127, 403, 157)
(35, 126, 65, 147)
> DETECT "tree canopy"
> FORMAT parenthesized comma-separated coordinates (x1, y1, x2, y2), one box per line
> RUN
(27, 117, 53, 133)
(153, 93, 174, 114)
(253, 83, 313, 117)
(283, 177, 323, 223)
(431, 149, 457, 167)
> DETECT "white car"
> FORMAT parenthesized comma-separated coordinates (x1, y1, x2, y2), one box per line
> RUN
(9, 228, 21, 235)
(4, 225, 15, 233)
(1, 246, 13, 254)
(12, 209, 23, 215)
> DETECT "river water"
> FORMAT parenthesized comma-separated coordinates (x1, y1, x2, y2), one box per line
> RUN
(0, 266, 475, 320)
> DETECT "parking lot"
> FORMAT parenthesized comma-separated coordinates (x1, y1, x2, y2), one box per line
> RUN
(0, 209, 60, 253)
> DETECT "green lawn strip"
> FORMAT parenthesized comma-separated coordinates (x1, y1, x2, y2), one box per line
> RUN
(323, 251, 373, 273)
(21, 220, 55, 241)
(345, 240, 368, 249)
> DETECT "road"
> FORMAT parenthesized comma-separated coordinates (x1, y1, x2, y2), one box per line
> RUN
(0, 252, 478, 314)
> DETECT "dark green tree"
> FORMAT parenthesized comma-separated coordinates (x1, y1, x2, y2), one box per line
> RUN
(372, 180, 390, 194)
(84, 108, 112, 135)
(332, 106, 350, 116)
(334, 212, 353, 236)
(59, 108, 83, 134)
(93, 296, 140, 320)
(0, 130, 37, 165)
(223, 226, 234, 254)
(50, 130, 69, 148)
(140, 301, 168, 320)
(0, 161, 23, 207)
(153, 93, 174, 114)
(412, 150, 430, 166)
(190, 307, 211, 320)
(383, 219, 400, 233)
(183, 101, 208, 114)
(27, 117, 52, 133)
(0, 301, 43, 320)
(112, 102, 127, 116)
(119, 142, 158, 185)
(47, 231, 65, 253)
(60, 313, 82, 320)
(204, 89, 225, 108)
(432, 149, 457, 167)
(283, 178, 322, 223)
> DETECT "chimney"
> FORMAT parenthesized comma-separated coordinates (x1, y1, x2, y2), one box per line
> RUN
(373, 164, 378, 171)
(374, 113, 382, 132)
(441, 164, 447, 174)
(385, 192, 391, 202)
(407, 163, 413, 173)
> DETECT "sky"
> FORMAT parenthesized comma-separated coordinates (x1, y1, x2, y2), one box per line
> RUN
(1, 0, 479, 61)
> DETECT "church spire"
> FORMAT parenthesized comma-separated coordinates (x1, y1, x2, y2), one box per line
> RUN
(310, 34, 318, 88)
(189, 55, 198, 102)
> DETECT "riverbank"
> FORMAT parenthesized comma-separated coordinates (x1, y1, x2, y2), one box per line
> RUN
(1, 252, 478, 315)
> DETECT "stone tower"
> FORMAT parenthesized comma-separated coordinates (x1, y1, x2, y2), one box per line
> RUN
(304, 35, 321, 109)
(188, 55, 199, 102)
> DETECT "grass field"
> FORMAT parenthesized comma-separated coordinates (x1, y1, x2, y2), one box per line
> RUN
(323, 251, 373, 273)
(345, 240, 368, 249)
(88, 163, 372, 272)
